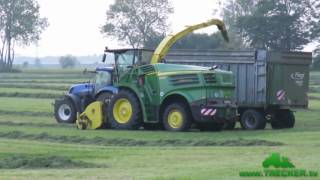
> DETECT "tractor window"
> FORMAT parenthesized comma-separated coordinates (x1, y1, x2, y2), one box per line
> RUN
(95, 71, 112, 91)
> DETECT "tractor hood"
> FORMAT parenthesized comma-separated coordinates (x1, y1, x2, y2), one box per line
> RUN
(69, 83, 94, 96)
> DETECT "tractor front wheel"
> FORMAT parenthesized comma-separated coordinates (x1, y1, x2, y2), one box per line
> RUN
(107, 90, 141, 130)
(54, 98, 77, 123)
(163, 103, 192, 132)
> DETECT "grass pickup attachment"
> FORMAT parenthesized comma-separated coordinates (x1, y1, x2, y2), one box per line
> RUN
(76, 102, 104, 130)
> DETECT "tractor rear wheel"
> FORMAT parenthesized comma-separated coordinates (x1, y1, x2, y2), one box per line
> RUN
(271, 110, 295, 129)
(107, 90, 141, 130)
(96, 92, 113, 128)
(240, 109, 266, 130)
(163, 102, 192, 132)
(54, 98, 76, 123)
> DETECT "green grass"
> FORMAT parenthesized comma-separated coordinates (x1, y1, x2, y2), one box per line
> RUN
(0, 69, 319, 179)
(0, 87, 64, 95)
(0, 97, 53, 112)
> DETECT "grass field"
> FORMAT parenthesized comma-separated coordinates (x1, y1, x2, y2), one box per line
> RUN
(0, 69, 319, 179)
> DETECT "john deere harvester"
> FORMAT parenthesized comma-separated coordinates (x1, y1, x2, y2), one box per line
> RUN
(54, 19, 237, 131)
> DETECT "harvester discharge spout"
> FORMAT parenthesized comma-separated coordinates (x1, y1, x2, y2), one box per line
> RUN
(150, 19, 229, 64)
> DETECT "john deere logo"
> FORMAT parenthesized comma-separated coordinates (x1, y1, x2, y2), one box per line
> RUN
(239, 153, 318, 177)
(262, 153, 295, 168)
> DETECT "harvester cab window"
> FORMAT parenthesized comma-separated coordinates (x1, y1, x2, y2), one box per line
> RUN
(140, 50, 154, 65)
(94, 71, 112, 92)
(116, 50, 137, 74)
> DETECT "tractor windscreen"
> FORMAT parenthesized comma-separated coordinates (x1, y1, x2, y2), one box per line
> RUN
(94, 71, 112, 92)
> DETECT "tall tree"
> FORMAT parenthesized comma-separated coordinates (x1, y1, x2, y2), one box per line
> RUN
(236, 0, 319, 50)
(219, 0, 257, 48)
(0, 0, 48, 71)
(102, 0, 173, 48)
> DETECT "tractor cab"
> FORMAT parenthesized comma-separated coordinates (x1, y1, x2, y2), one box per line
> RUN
(94, 67, 113, 93)
(102, 48, 154, 78)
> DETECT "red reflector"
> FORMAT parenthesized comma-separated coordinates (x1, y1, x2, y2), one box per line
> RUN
(139, 76, 145, 86)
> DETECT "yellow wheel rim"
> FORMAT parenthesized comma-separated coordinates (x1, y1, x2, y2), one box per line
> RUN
(167, 109, 183, 129)
(113, 98, 133, 124)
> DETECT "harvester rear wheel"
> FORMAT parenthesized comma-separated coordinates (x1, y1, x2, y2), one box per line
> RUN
(163, 102, 191, 132)
(107, 90, 141, 130)
(240, 109, 266, 130)
(271, 110, 295, 129)
(54, 98, 76, 123)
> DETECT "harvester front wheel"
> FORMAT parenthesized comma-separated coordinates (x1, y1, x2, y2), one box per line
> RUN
(107, 90, 141, 130)
(54, 98, 76, 123)
(163, 103, 191, 132)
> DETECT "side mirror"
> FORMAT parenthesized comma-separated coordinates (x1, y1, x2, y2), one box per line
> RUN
(102, 53, 106, 63)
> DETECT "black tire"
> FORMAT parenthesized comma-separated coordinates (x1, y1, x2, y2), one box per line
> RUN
(96, 92, 113, 128)
(240, 109, 266, 130)
(162, 102, 192, 132)
(54, 98, 77, 123)
(96, 92, 113, 105)
(198, 122, 225, 132)
(271, 110, 295, 129)
(223, 121, 236, 130)
(107, 90, 141, 130)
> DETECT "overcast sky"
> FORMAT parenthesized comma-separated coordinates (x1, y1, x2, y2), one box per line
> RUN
(16, 0, 223, 57)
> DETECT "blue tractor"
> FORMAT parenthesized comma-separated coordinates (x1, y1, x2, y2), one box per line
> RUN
(54, 66, 118, 123)
(54, 48, 153, 124)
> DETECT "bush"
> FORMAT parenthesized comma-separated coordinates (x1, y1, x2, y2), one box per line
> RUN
(59, 55, 79, 69)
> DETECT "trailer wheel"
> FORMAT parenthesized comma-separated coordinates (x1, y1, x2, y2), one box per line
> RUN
(107, 90, 141, 130)
(54, 98, 77, 123)
(163, 103, 191, 132)
(240, 109, 266, 130)
(271, 110, 295, 129)
(198, 122, 224, 132)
